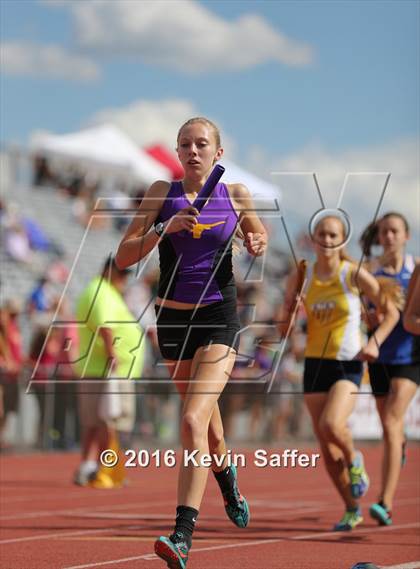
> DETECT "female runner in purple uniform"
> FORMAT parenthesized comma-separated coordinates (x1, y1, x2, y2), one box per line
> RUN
(116, 117, 267, 568)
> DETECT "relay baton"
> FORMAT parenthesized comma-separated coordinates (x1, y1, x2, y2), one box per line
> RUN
(180, 164, 225, 236)
(192, 164, 225, 212)
(279, 259, 307, 337)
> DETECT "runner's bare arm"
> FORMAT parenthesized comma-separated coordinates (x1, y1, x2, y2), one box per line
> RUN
(353, 266, 399, 360)
(115, 181, 170, 268)
(229, 183, 267, 257)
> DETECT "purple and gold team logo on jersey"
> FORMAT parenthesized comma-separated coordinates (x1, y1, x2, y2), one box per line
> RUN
(192, 220, 226, 239)
(311, 300, 336, 323)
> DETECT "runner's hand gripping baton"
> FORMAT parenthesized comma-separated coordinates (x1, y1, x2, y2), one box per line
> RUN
(180, 164, 225, 236)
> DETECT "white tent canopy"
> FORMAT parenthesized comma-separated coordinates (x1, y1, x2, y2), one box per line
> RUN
(220, 159, 281, 205)
(30, 124, 171, 186)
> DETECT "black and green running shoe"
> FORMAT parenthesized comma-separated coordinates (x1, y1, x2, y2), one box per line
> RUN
(222, 464, 250, 528)
(154, 531, 190, 569)
(369, 502, 392, 526)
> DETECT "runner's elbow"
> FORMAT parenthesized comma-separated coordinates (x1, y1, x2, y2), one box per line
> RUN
(115, 246, 129, 269)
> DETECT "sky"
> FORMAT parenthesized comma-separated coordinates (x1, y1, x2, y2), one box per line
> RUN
(1, 0, 419, 250)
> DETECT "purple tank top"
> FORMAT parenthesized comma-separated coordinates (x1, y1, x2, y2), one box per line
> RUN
(156, 182, 239, 304)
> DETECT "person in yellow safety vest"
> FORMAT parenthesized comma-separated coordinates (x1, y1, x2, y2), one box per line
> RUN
(74, 256, 145, 488)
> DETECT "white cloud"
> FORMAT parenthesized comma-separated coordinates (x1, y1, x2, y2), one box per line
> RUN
(87, 97, 418, 252)
(247, 138, 420, 254)
(88, 98, 237, 156)
(0, 41, 100, 82)
(46, 0, 314, 73)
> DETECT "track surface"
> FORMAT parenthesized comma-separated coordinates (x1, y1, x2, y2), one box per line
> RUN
(1, 445, 419, 569)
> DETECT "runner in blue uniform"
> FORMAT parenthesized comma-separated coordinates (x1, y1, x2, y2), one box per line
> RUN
(360, 212, 419, 526)
(116, 117, 267, 568)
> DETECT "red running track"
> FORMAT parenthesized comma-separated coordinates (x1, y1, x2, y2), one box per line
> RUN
(1, 445, 419, 569)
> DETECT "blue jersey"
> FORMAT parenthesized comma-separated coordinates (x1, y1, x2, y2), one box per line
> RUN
(374, 255, 419, 365)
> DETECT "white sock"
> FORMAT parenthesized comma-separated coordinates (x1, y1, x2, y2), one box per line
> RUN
(80, 460, 98, 476)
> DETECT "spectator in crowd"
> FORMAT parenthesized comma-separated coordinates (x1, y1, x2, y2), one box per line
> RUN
(4, 218, 32, 265)
(73, 256, 144, 487)
(28, 276, 55, 315)
(60, 165, 85, 198)
(28, 319, 62, 448)
(0, 300, 24, 449)
(50, 298, 80, 450)
(32, 155, 55, 187)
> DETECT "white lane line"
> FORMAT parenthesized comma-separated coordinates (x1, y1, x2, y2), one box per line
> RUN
(75, 497, 419, 521)
(293, 522, 420, 540)
(5, 476, 416, 506)
(0, 525, 142, 545)
(0, 499, 321, 527)
(0, 490, 104, 505)
(381, 563, 420, 569)
(1, 475, 417, 507)
(63, 554, 155, 569)
(0, 498, 325, 521)
(4, 494, 418, 523)
(2, 499, 419, 546)
(0, 503, 324, 545)
(0, 499, 172, 521)
(62, 539, 283, 569)
(61, 523, 420, 569)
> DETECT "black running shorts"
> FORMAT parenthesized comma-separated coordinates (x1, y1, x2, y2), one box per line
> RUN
(368, 362, 420, 396)
(303, 357, 363, 393)
(155, 298, 240, 361)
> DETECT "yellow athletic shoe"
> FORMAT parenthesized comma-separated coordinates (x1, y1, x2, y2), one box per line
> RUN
(334, 507, 363, 531)
(349, 451, 370, 498)
(88, 471, 116, 489)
